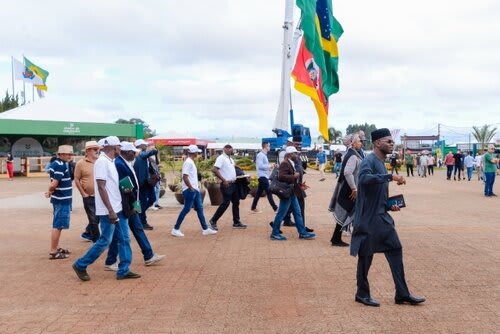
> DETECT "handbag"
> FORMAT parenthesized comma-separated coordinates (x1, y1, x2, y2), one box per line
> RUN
(269, 179, 293, 199)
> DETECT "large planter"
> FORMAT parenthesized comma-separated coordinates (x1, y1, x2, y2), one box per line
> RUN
(168, 184, 179, 192)
(205, 182, 223, 206)
(174, 188, 207, 205)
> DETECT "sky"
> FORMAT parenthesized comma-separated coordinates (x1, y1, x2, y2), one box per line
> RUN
(1, 0, 500, 144)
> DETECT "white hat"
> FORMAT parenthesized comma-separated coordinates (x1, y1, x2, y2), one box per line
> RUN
(120, 141, 139, 152)
(84, 141, 100, 150)
(102, 136, 121, 147)
(285, 146, 298, 154)
(488, 144, 495, 150)
(287, 137, 294, 143)
(134, 139, 149, 147)
(187, 144, 201, 153)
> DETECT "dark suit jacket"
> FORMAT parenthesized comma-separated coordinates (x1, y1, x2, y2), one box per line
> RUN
(115, 155, 139, 218)
(133, 149, 158, 187)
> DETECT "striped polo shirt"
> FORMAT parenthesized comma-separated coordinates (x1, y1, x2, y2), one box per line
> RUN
(49, 158, 73, 205)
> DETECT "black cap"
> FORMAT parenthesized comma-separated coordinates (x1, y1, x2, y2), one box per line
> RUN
(371, 128, 392, 142)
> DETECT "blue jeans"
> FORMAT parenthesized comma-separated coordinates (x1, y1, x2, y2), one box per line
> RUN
(446, 165, 453, 179)
(154, 182, 160, 206)
(466, 167, 473, 180)
(74, 211, 132, 277)
(175, 189, 208, 230)
(334, 162, 342, 176)
(484, 172, 496, 196)
(106, 213, 153, 264)
(52, 202, 71, 229)
(251, 177, 277, 211)
(271, 194, 307, 236)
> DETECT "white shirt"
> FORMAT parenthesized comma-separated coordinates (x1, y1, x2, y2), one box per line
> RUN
(181, 157, 199, 191)
(94, 152, 122, 215)
(214, 153, 236, 182)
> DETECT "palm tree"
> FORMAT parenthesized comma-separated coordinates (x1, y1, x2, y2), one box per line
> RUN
(328, 127, 343, 144)
(472, 124, 497, 150)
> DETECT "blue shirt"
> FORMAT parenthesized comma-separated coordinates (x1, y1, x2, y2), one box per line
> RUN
(49, 158, 72, 205)
(255, 151, 271, 178)
(317, 151, 327, 164)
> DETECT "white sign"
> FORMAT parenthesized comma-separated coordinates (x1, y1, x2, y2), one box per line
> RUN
(63, 123, 81, 134)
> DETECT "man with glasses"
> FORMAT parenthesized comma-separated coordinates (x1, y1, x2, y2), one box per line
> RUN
(74, 141, 101, 242)
(350, 128, 425, 307)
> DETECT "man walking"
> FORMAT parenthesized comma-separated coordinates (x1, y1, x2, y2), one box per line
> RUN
(484, 144, 499, 197)
(463, 151, 475, 181)
(453, 149, 463, 181)
(350, 128, 425, 307)
(404, 153, 414, 177)
(250, 142, 278, 213)
(209, 144, 247, 231)
(72, 136, 140, 281)
(45, 145, 75, 259)
(74, 141, 101, 242)
(133, 139, 158, 230)
(104, 142, 165, 270)
(316, 146, 327, 181)
(172, 145, 218, 237)
(444, 151, 454, 180)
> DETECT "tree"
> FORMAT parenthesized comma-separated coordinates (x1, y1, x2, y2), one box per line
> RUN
(472, 124, 497, 150)
(346, 123, 377, 149)
(0, 91, 19, 113)
(115, 118, 156, 138)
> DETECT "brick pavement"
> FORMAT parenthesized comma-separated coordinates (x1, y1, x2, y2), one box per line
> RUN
(0, 170, 499, 333)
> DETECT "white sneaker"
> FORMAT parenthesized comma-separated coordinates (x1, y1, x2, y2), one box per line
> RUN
(151, 206, 159, 211)
(202, 227, 218, 235)
(145, 253, 166, 266)
(171, 228, 184, 237)
(251, 208, 262, 214)
(104, 263, 118, 271)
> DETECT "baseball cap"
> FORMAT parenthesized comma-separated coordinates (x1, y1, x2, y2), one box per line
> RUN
(120, 141, 140, 152)
(134, 139, 149, 147)
(102, 136, 121, 147)
(187, 144, 201, 153)
(285, 146, 298, 154)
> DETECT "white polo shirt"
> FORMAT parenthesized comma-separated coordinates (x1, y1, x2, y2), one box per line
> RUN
(214, 153, 236, 182)
(181, 157, 199, 191)
(94, 152, 122, 215)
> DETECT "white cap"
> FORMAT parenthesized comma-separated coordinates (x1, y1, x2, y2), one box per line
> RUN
(120, 141, 140, 152)
(287, 137, 294, 143)
(134, 139, 149, 147)
(187, 144, 201, 153)
(102, 136, 120, 147)
(285, 146, 298, 154)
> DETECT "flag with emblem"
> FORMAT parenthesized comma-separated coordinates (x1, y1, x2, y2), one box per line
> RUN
(24, 56, 49, 92)
(293, 0, 343, 140)
(12, 57, 44, 85)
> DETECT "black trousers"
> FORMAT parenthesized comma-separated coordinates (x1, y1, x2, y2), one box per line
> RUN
(330, 223, 343, 243)
(406, 164, 414, 177)
(211, 183, 240, 224)
(251, 177, 277, 210)
(356, 249, 410, 299)
(82, 196, 100, 242)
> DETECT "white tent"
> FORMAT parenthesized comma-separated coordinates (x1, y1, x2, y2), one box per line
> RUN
(0, 98, 113, 123)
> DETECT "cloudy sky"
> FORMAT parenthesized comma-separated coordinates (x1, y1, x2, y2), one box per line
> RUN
(1, 0, 499, 144)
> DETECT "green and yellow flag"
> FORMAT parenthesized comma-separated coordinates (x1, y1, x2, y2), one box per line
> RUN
(24, 57, 49, 91)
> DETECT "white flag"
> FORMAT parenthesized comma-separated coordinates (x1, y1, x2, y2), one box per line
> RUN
(12, 57, 43, 85)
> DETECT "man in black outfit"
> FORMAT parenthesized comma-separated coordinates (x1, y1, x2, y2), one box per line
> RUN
(350, 128, 425, 307)
(453, 150, 463, 181)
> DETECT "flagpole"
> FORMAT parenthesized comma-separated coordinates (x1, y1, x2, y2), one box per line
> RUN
(32, 83, 35, 102)
(11, 56, 15, 98)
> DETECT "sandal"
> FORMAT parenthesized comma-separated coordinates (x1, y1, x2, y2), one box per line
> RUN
(57, 248, 71, 254)
(49, 252, 69, 260)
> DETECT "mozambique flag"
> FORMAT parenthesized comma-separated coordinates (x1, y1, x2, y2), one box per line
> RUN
(293, 0, 343, 140)
(24, 57, 49, 91)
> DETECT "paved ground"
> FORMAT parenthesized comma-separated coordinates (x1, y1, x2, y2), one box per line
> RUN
(0, 168, 499, 333)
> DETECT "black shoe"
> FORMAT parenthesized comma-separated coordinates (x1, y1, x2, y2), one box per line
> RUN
(269, 222, 283, 234)
(283, 220, 296, 227)
(233, 222, 247, 229)
(395, 295, 426, 305)
(209, 220, 218, 231)
(154, 204, 163, 209)
(272, 206, 278, 212)
(72, 263, 90, 281)
(305, 227, 314, 233)
(143, 223, 153, 230)
(491, 193, 498, 197)
(117, 271, 141, 280)
(332, 240, 349, 247)
(355, 295, 380, 307)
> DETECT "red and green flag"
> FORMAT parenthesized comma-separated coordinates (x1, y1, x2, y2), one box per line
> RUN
(292, 0, 343, 140)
